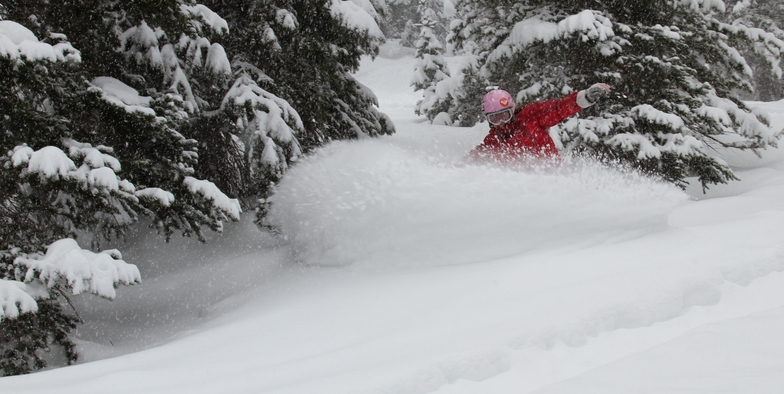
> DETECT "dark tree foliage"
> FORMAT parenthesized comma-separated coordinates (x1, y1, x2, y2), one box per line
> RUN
(5, 0, 239, 241)
(385, 0, 420, 46)
(0, 301, 79, 376)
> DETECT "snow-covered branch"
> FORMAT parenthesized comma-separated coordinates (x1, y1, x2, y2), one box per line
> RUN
(0, 279, 38, 321)
(0, 20, 80, 63)
(11, 142, 137, 198)
(16, 239, 141, 300)
(330, 0, 384, 40)
(222, 72, 303, 174)
(181, 4, 230, 35)
(184, 177, 242, 221)
(487, 10, 614, 65)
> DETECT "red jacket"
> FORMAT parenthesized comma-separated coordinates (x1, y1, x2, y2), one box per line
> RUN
(471, 92, 582, 160)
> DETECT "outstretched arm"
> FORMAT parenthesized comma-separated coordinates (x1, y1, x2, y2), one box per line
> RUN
(518, 92, 582, 129)
(520, 83, 612, 128)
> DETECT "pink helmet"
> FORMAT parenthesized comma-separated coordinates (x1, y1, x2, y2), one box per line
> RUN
(482, 90, 514, 114)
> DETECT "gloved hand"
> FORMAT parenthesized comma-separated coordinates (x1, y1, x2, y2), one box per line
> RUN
(585, 83, 611, 104)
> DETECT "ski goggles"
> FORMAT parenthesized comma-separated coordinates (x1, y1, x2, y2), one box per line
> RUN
(485, 108, 513, 125)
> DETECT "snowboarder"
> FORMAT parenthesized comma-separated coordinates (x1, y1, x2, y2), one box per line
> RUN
(470, 83, 611, 161)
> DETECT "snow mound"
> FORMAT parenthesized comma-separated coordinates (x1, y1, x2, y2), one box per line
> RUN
(267, 138, 688, 270)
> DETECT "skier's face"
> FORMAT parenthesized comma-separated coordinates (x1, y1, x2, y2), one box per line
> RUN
(486, 108, 513, 126)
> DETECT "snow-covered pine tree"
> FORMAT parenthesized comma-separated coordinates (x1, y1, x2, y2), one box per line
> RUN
(1, 2, 241, 375)
(208, 0, 395, 146)
(446, 0, 784, 189)
(356, 0, 391, 31)
(0, 19, 141, 376)
(206, 69, 304, 211)
(385, 0, 455, 47)
(9, 0, 242, 239)
(202, 0, 395, 222)
(728, 0, 784, 100)
(385, 0, 421, 46)
(412, 0, 453, 124)
(175, 0, 305, 218)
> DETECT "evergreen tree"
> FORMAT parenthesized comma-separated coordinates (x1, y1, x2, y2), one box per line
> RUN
(385, 0, 421, 46)
(202, 0, 395, 223)
(0, 1, 240, 375)
(385, 0, 454, 47)
(727, 0, 784, 100)
(4, 0, 241, 239)
(444, 0, 784, 189)
(411, 0, 453, 123)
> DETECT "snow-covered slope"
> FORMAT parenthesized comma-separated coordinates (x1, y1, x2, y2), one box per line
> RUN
(1, 42, 784, 394)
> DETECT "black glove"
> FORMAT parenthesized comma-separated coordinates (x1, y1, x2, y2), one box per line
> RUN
(586, 83, 611, 104)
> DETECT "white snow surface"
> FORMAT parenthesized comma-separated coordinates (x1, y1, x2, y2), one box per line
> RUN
(2, 41, 784, 393)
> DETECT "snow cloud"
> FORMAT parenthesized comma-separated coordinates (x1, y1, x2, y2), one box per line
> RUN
(267, 138, 687, 270)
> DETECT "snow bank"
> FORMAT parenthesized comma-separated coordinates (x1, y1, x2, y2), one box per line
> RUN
(267, 138, 688, 270)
